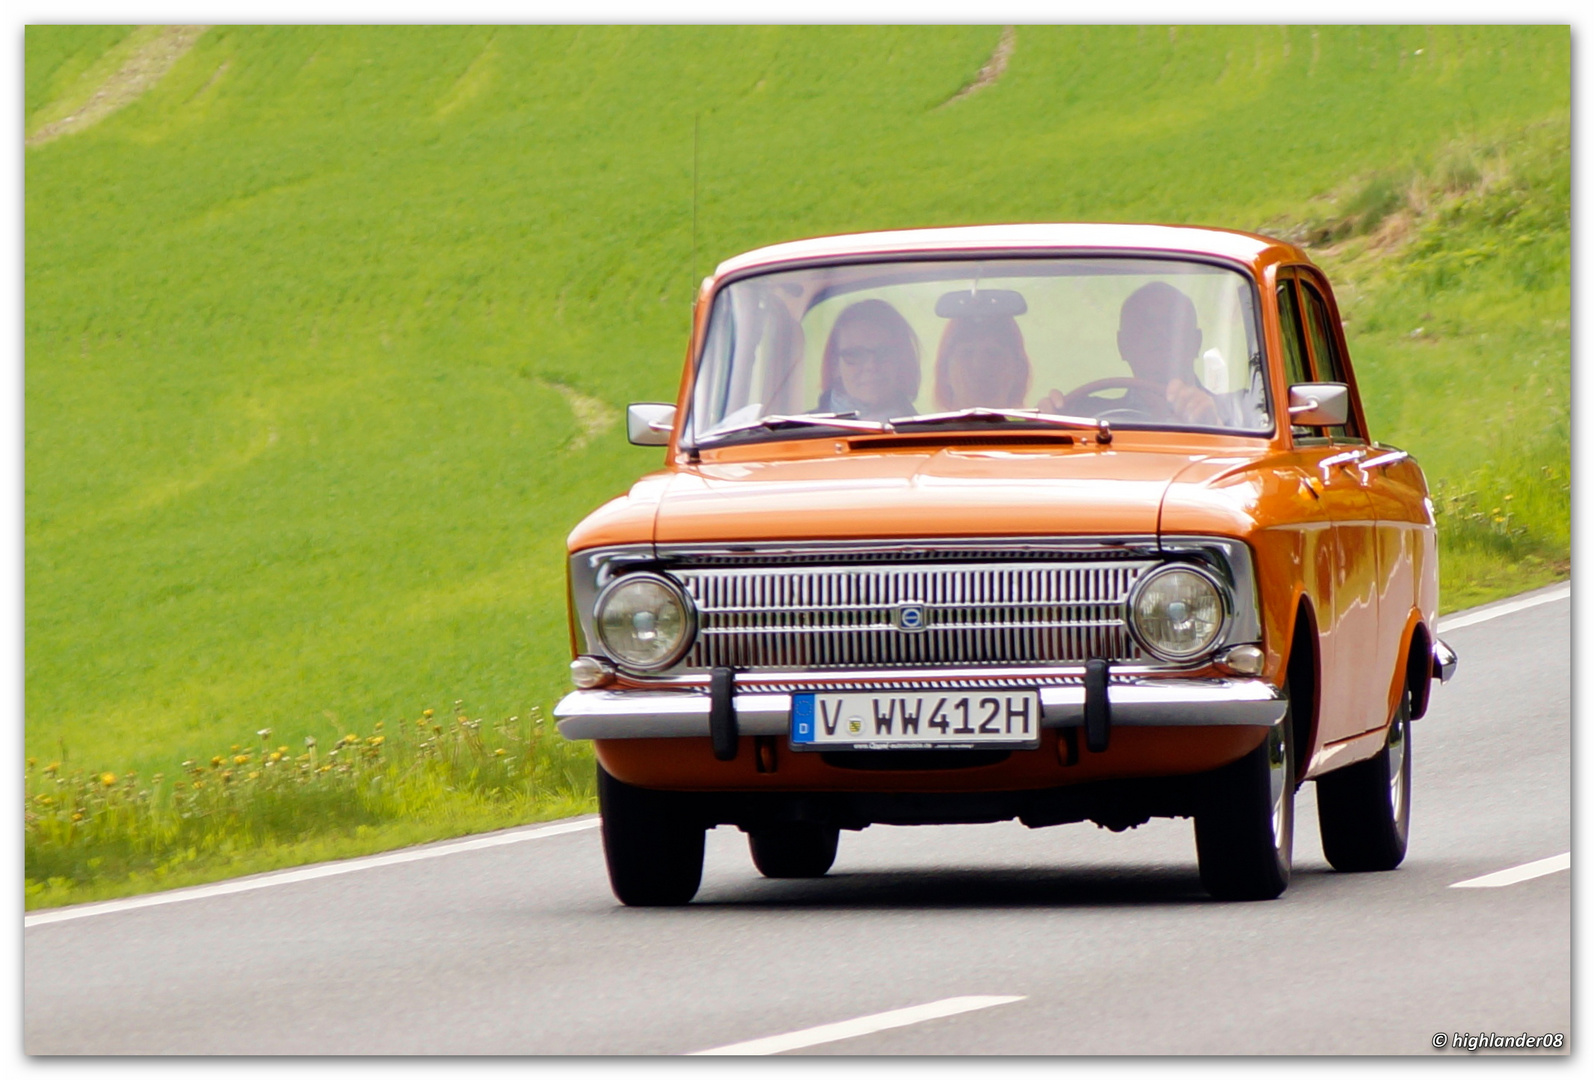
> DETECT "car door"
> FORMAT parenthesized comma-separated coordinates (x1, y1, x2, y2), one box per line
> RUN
(1300, 270, 1416, 729)
(1294, 273, 1386, 739)
(1276, 271, 1380, 746)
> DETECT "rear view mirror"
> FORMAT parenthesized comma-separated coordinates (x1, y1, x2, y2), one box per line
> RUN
(627, 403, 677, 446)
(1287, 383, 1349, 428)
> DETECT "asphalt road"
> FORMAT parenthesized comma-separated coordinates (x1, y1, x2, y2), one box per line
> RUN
(25, 585, 1570, 1055)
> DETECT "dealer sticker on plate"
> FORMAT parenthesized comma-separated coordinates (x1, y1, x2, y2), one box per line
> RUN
(790, 691, 1041, 750)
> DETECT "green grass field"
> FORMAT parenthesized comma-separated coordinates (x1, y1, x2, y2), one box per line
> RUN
(26, 26, 1569, 902)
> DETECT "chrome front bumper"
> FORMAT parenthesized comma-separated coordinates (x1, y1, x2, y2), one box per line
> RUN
(554, 677, 1288, 741)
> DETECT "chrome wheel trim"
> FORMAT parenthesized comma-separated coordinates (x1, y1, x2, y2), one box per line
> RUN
(1387, 708, 1409, 836)
(1267, 720, 1292, 856)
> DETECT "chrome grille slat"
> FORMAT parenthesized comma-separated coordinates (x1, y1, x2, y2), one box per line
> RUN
(675, 561, 1152, 670)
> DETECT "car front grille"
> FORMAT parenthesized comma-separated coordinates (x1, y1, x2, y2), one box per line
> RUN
(672, 561, 1154, 670)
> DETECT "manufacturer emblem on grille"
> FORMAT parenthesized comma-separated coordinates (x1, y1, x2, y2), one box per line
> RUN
(892, 604, 928, 632)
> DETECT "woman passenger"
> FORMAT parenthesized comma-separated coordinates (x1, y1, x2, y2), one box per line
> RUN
(817, 299, 922, 421)
(934, 315, 1032, 411)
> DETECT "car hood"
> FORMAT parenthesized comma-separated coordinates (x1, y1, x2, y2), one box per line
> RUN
(650, 446, 1212, 544)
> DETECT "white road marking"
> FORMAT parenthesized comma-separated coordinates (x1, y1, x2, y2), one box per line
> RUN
(1450, 852, 1570, 889)
(689, 995, 1026, 1056)
(24, 818, 599, 928)
(1438, 584, 1569, 632)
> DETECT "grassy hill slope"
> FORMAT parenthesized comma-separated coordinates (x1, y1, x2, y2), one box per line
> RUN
(27, 26, 1568, 785)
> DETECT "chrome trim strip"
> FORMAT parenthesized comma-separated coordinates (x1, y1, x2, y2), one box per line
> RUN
(553, 678, 1286, 739)
(612, 662, 1180, 689)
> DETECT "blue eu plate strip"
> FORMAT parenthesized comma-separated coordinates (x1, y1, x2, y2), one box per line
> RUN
(791, 693, 815, 743)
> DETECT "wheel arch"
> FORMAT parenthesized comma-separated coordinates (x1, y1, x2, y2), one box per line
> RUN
(1403, 618, 1434, 720)
(1281, 597, 1320, 783)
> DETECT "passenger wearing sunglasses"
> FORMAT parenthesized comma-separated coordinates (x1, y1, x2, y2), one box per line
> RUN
(817, 299, 922, 422)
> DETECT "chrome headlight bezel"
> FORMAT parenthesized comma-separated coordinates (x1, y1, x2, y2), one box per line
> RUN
(593, 571, 697, 672)
(1126, 563, 1231, 663)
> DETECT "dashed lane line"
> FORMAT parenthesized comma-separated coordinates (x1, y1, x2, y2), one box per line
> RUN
(689, 995, 1027, 1056)
(25, 818, 599, 928)
(1451, 852, 1570, 889)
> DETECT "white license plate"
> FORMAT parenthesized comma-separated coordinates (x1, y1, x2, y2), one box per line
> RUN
(790, 691, 1041, 750)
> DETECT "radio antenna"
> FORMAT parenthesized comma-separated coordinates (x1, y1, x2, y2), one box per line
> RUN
(691, 113, 700, 298)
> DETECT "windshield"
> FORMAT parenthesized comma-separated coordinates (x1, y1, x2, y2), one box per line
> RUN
(685, 257, 1270, 446)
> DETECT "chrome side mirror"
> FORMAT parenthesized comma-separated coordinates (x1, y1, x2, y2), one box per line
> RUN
(1287, 383, 1349, 427)
(626, 403, 677, 446)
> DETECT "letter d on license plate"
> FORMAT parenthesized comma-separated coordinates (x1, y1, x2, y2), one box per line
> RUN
(791, 691, 1041, 750)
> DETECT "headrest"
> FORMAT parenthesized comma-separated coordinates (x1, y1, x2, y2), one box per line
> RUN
(935, 289, 1028, 319)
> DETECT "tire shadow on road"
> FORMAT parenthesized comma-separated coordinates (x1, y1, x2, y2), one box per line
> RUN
(693, 864, 1217, 909)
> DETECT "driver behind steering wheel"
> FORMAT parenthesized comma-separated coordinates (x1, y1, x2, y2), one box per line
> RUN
(1038, 281, 1220, 425)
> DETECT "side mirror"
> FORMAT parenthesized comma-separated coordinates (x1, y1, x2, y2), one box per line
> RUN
(626, 403, 677, 446)
(1287, 383, 1349, 428)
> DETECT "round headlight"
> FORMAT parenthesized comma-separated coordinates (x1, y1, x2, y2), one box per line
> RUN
(595, 573, 694, 671)
(1129, 565, 1226, 662)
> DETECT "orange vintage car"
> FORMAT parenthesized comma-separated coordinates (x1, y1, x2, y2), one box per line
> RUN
(556, 224, 1457, 905)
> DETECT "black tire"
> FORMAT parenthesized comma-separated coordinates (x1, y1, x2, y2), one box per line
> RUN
(1316, 688, 1411, 872)
(749, 824, 840, 878)
(597, 765, 705, 906)
(1195, 709, 1295, 901)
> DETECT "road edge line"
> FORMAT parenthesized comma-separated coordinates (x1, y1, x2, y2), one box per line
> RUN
(1438, 583, 1570, 633)
(25, 817, 599, 927)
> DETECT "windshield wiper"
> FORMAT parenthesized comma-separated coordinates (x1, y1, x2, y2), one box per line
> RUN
(887, 408, 1112, 443)
(694, 412, 894, 446)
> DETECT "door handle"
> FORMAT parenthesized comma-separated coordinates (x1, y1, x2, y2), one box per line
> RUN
(1318, 449, 1366, 483)
(1357, 449, 1409, 474)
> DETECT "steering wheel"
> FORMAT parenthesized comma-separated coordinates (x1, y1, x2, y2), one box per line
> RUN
(1056, 377, 1177, 421)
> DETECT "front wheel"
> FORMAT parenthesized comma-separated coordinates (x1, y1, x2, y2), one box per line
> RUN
(597, 765, 705, 906)
(1195, 711, 1294, 901)
(749, 824, 840, 878)
(1316, 688, 1411, 872)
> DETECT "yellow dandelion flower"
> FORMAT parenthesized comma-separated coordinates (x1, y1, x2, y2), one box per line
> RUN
(234, 754, 250, 765)
(35, 794, 53, 805)
(494, 748, 506, 756)
(99, 772, 117, 786)
(44, 762, 60, 774)
(71, 811, 84, 822)
(248, 771, 260, 780)
(423, 709, 435, 719)
(221, 770, 234, 781)
(277, 746, 289, 755)
(269, 751, 282, 762)
(367, 735, 385, 747)
(192, 780, 204, 789)
(211, 756, 224, 767)
(27, 757, 36, 768)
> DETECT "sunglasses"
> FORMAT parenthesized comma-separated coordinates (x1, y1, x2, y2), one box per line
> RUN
(837, 346, 900, 367)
